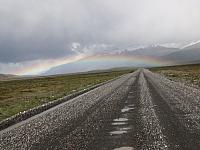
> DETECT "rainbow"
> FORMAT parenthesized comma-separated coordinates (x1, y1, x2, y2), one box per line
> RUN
(13, 54, 86, 75)
(13, 54, 175, 75)
(79, 54, 173, 66)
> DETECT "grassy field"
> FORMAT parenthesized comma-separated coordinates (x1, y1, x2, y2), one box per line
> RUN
(0, 69, 134, 122)
(150, 63, 200, 87)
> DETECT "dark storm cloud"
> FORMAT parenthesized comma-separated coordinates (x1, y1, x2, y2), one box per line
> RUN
(0, 0, 118, 63)
(0, 0, 200, 73)
(0, 36, 76, 62)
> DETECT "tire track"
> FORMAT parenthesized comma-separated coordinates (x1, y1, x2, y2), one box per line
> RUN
(145, 69, 200, 150)
(137, 70, 168, 150)
(90, 73, 140, 150)
(146, 77, 197, 149)
(144, 69, 200, 131)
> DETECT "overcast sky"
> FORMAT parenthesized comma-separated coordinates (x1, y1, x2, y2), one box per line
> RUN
(0, 0, 200, 74)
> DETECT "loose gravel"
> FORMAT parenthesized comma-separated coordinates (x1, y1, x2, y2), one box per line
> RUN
(137, 71, 168, 150)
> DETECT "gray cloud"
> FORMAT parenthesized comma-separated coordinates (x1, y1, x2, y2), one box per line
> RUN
(0, 0, 200, 73)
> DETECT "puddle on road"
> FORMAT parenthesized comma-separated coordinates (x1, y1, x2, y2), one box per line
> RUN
(112, 122, 127, 125)
(110, 102, 135, 135)
(113, 118, 128, 122)
(109, 104, 134, 135)
(93, 89, 137, 149)
(121, 106, 135, 113)
(109, 127, 132, 135)
(113, 147, 134, 150)
(110, 130, 128, 135)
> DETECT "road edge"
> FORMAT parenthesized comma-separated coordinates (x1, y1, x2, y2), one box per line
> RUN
(0, 73, 128, 131)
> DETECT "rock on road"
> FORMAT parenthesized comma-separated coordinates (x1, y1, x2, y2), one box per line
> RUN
(1, 69, 200, 150)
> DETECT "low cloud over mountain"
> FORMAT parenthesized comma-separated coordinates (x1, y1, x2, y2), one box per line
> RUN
(1, 0, 200, 75)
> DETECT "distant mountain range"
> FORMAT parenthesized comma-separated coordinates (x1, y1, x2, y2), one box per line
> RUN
(43, 57, 143, 75)
(121, 45, 180, 57)
(43, 42, 200, 75)
(162, 41, 200, 63)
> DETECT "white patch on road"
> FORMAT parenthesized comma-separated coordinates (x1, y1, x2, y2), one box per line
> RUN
(113, 118, 128, 122)
(113, 146, 134, 150)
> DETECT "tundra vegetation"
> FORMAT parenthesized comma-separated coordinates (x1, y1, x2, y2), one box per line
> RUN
(151, 63, 200, 87)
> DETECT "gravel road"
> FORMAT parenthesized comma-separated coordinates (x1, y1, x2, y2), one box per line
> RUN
(1, 69, 200, 150)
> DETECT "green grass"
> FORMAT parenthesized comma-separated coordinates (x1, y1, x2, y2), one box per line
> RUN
(150, 63, 200, 87)
(0, 69, 134, 122)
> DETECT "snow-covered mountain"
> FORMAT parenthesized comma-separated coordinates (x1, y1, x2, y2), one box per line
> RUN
(120, 45, 180, 57)
(162, 41, 200, 63)
(182, 40, 200, 49)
